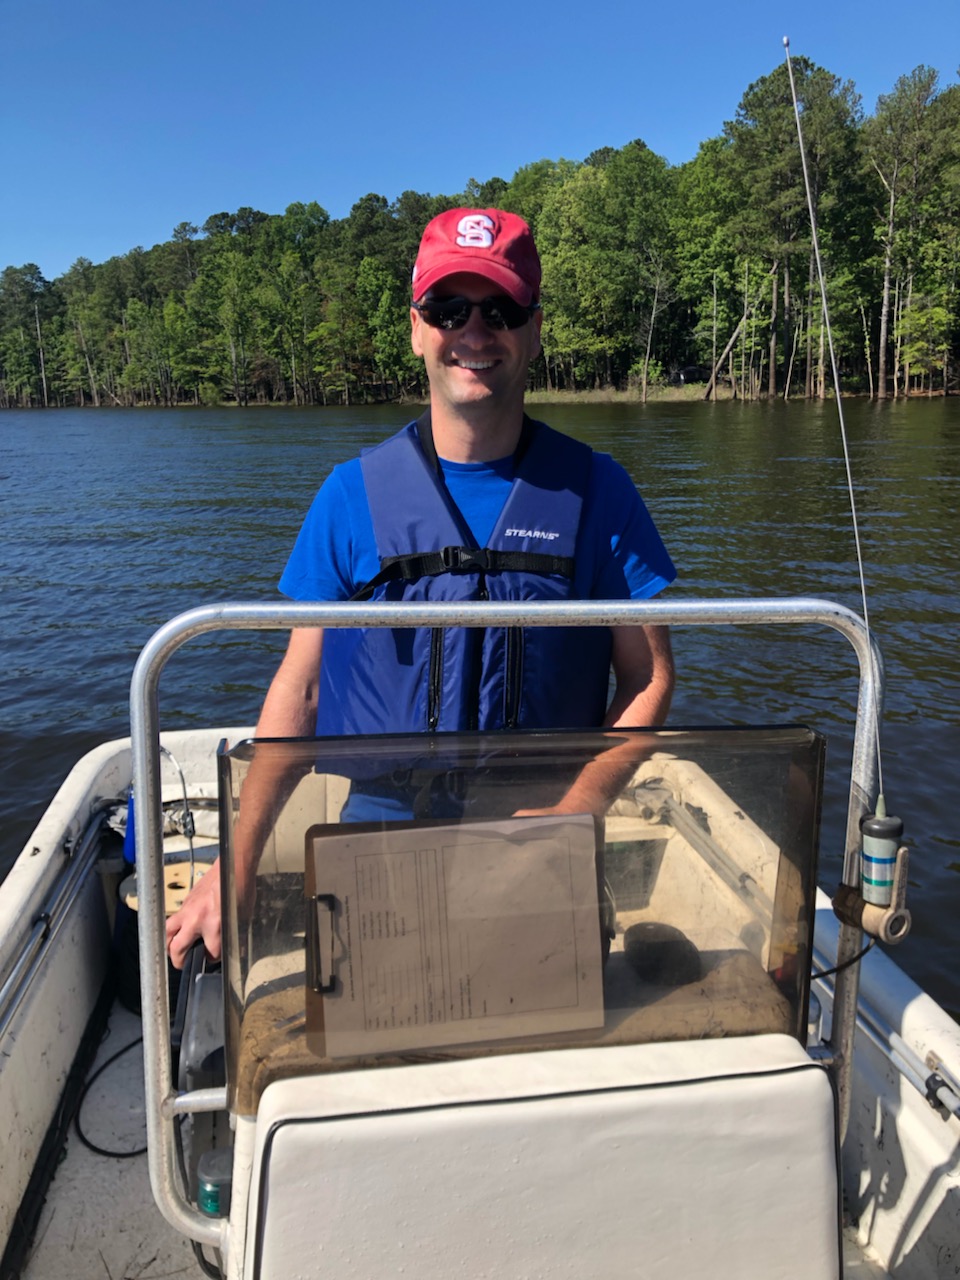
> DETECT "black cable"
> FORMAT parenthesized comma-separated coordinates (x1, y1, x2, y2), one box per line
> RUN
(813, 937, 876, 981)
(75, 1037, 224, 1276)
(191, 1238, 224, 1279)
(73, 1035, 147, 1158)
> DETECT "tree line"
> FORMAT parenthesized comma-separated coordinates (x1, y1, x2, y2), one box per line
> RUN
(2, 58, 958, 409)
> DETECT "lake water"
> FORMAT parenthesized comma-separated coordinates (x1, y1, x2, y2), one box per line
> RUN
(1, 399, 957, 1018)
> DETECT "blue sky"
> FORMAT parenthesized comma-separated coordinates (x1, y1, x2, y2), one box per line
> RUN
(2, 0, 956, 281)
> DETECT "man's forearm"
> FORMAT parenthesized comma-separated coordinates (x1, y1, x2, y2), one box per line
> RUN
(166, 627, 323, 967)
(605, 623, 674, 729)
(516, 624, 674, 820)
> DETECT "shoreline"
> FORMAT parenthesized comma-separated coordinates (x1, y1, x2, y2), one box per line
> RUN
(4, 385, 955, 411)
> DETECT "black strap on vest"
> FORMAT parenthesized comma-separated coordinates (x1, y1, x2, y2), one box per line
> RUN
(349, 412, 575, 602)
(351, 546, 576, 602)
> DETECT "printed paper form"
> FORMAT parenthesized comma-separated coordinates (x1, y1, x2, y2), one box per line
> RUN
(309, 815, 604, 1058)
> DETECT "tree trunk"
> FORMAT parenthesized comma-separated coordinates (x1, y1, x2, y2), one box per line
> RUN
(877, 173, 897, 399)
(767, 269, 779, 398)
(228, 334, 241, 404)
(784, 312, 801, 401)
(711, 271, 718, 402)
(805, 254, 816, 399)
(901, 274, 914, 394)
(34, 303, 49, 407)
(121, 309, 132, 373)
(817, 321, 826, 400)
(858, 299, 875, 399)
(782, 258, 792, 397)
(76, 321, 100, 407)
(641, 281, 660, 405)
(739, 263, 749, 400)
(704, 264, 777, 400)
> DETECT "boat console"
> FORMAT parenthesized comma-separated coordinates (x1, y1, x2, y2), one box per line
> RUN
(128, 597, 885, 1280)
(178, 723, 841, 1278)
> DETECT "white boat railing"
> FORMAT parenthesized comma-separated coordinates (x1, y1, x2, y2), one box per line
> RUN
(130, 596, 881, 1248)
(0, 814, 106, 1042)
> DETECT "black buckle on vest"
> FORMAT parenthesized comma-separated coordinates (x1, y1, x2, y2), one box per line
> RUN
(440, 546, 489, 572)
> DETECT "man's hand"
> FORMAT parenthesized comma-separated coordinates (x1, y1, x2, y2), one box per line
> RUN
(165, 860, 222, 969)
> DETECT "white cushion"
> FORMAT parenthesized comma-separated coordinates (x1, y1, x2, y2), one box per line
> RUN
(247, 1035, 840, 1280)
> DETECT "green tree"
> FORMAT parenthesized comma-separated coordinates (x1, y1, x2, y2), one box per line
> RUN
(899, 296, 950, 391)
(725, 59, 861, 397)
(163, 296, 204, 402)
(863, 66, 941, 397)
(119, 296, 173, 404)
(355, 256, 421, 398)
(0, 264, 56, 406)
(501, 158, 579, 236)
(59, 258, 111, 406)
(310, 256, 369, 405)
(537, 163, 615, 389)
(462, 175, 509, 206)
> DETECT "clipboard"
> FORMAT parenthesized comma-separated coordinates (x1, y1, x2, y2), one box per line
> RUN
(305, 815, 605, 1059)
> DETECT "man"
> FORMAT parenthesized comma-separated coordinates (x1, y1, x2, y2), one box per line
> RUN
(165, 208, 675, 969)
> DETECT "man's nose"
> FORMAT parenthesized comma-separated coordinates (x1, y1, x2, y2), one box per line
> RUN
(458, 305, 493, 343)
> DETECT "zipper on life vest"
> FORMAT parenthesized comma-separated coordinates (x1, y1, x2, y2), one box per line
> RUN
(505, 627, 523, 728)
(427, 628, 443, 730)
(463, 573, 488, 731)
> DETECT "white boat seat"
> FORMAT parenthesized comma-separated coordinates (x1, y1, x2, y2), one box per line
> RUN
(244, 1033, 840, 1280)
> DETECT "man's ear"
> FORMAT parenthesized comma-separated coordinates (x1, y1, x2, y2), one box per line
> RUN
(410, 306, 425, 358)
(529, 306, 544, 361)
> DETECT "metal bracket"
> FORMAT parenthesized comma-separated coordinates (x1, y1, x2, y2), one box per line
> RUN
(924, 1053, 960, 1121)
(920, 1071, 960, 1122)
(833, 846, 911, 945)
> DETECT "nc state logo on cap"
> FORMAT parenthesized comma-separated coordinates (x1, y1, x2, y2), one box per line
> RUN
(412, 208, 541, 305)
(455, 214, 495, 249)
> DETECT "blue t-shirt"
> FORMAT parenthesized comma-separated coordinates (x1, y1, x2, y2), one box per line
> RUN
(280, 444, 675, 603)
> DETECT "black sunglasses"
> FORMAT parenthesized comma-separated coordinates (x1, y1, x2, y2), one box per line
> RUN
(412, 294, 541, 331)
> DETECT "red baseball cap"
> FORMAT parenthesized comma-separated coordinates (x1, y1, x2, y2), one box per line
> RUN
(412, 208, 541, 305)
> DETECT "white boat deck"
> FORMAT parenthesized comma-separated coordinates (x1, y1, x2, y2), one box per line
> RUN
(844, 1246, 892, 1279)
(22, 1003, 207, 1280)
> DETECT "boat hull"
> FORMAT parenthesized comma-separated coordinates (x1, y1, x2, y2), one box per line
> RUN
(3, 728, 959, 1279)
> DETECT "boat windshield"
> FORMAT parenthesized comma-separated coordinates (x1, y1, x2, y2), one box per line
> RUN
(217, 726, 824, 1115)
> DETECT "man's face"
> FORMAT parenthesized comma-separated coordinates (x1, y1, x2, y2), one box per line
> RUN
(410, 272, 543, 419)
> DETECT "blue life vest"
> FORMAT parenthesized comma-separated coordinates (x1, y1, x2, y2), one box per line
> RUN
(316, 416, 613, 736)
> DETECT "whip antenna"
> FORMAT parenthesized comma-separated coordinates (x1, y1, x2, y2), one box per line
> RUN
(783, 36, 884, 799)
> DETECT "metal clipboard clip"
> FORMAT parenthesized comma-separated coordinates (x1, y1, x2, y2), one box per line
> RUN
(307, 892, 339, 995)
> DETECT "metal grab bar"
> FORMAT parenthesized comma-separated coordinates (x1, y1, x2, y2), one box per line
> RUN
(130, 596, 881, 1247)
